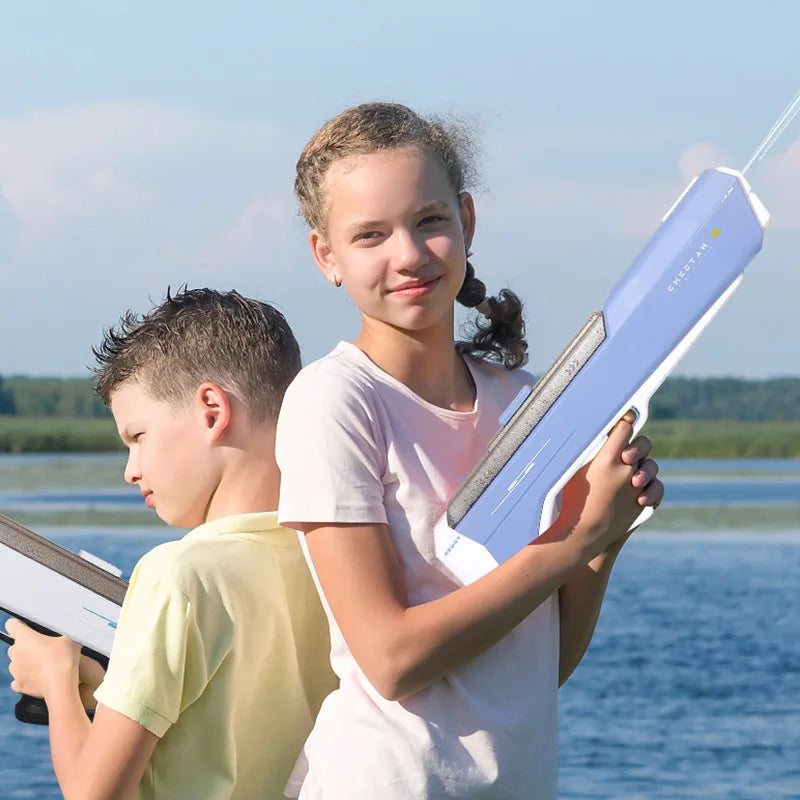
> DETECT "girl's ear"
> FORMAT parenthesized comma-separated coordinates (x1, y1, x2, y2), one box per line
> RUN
(309, 230, 341, 287)
(195, 382, 232, 441)
(459, 192, 477, 250)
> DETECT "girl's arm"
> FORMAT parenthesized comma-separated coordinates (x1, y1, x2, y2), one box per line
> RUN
(557, 437, 663, 685)
(6, 619, 158, 800)
(303, 416, 653, 701)
(556, 535, 629, 687)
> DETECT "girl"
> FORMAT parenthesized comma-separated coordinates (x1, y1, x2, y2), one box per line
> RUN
(276, 102, 663, 800)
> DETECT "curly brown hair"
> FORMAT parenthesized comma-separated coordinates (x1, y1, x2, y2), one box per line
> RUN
(295, 102, 528, 370)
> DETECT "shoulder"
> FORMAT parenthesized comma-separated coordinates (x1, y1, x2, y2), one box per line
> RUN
(128, 536, 218, 604)
(467, 355, 537, 403)
(280, 343, 387, 429)
(287, 343, 380, 399)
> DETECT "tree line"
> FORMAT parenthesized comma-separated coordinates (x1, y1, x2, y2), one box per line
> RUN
(1, 374, 799, 421)
(0, 376, 110, 418)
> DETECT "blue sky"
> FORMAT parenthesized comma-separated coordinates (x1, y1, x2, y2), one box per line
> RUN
(1, 0, 798, 378)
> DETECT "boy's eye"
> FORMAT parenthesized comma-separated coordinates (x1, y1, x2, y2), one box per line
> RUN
(419, 215, 445, 226)
(353, 230, 382, 243)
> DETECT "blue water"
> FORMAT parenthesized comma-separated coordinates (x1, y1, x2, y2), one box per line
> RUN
(1, 459, 799, 512)
(1, 460, 799, 798)
(559, 532, 800, 799)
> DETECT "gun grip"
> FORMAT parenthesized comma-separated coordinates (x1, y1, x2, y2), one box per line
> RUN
(14, 694, 49, 725)
(2, 613, 108, 726)
(14, 694, 97, 725)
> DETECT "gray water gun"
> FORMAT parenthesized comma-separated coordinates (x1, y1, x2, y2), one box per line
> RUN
(0, 513, 126, 724)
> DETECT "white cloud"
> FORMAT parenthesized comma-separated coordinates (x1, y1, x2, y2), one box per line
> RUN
(0, 103, 296, 270)
(756, 138, 800, 231)
(675, 137, 800, 232)
(197, 195, 299, 276)
(0, 106, 796, 378)
(677, 141, 730, 182)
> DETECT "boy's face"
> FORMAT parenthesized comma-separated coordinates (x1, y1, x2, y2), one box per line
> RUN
(110, 380, 218, 529)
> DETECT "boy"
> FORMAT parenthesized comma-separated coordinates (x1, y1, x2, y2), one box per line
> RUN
(6, 287, 337, 800)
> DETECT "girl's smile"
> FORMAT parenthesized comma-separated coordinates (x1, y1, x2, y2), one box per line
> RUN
(310, 147, 475, 335)
(387, 275, 442, 298)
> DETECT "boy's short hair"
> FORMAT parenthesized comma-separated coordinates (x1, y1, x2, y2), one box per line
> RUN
(93, 287, 301, 422)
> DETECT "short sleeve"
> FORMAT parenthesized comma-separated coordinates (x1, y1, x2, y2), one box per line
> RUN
(93, 549, 211, 738)
(276, 363, 388, 529)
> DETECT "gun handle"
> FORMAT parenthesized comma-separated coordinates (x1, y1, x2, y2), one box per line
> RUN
(14, 694, 97, 725)
(2, 614, 108, 726)
(14, 695, 49, 725)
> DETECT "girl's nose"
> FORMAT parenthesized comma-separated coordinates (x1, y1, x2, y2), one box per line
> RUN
(393, 230, 429, 271)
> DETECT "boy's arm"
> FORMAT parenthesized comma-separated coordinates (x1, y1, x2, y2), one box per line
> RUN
(6, 619, 158, 800)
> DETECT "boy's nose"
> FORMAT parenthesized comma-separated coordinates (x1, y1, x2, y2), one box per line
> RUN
(123, 453, 141, 485)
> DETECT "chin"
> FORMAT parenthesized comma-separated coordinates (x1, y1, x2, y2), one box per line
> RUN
(156, 507, 183, 528)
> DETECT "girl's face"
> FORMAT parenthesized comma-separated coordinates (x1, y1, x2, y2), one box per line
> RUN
(310, 147, 476, 335)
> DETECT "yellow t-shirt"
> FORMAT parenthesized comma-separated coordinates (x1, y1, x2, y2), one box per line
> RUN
(93, 511, 336, 800)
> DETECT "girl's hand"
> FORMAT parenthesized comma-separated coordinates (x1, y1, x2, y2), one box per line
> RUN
(559, 412, 663, 561)
(621, 428, 663, 517)
(6, 618, 81, 700)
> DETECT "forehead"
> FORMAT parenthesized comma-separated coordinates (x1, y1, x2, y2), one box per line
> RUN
(323, 148, 458, 220)
(109, 380, 175, 420)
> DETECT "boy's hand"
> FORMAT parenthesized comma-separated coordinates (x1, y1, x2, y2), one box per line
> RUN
(560, 412, 663, 561)
(6, 618, 81, 700)
(78, 653, 107, 710)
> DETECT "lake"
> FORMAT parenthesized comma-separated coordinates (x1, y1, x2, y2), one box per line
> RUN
(0, 454, 798, 799)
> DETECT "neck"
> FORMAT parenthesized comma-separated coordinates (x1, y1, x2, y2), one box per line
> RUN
(354, 311, 475, 411)
(204, 424, 280, 522)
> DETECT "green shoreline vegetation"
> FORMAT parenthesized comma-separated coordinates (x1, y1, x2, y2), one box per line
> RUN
(1, 415, 799, 458)
(1, 375, 799, 457)
(3, 504, 797, 532)
(0, 416, 122, 453)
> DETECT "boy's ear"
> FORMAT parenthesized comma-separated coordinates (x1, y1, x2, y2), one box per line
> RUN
(309, 230, 341, 287)
(459, 192, 476, 250)
(194, 382, 232, 441)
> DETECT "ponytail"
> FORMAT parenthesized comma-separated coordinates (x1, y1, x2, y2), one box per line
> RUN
(455, 260, 528, 370)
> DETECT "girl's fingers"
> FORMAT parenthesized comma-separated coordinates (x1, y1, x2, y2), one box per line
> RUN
(603, 415, 637, 462)
(637, 478, 664, 507)
(631, 457, 659, 489)
(622, 435, 652, 465)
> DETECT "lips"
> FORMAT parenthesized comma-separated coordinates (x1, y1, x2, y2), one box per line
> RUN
(142, 491, 155, 508)
(389, 276, 441, 295)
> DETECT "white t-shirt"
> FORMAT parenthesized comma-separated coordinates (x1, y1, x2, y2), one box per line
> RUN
(277, 342, 559, 800)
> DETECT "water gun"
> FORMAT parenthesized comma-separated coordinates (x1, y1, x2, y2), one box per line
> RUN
(0, 512, 126, 723)
(434, 168, 770, 584)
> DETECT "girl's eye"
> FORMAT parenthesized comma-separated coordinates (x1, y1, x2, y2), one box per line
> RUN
(419, 215, 445, 226)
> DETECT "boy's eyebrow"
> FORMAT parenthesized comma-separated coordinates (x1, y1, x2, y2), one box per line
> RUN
(116, 425, 135, 443)
(344, 218, 384, 236)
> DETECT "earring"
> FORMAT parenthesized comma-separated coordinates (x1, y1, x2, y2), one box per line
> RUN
(334, 277, 342, 288)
